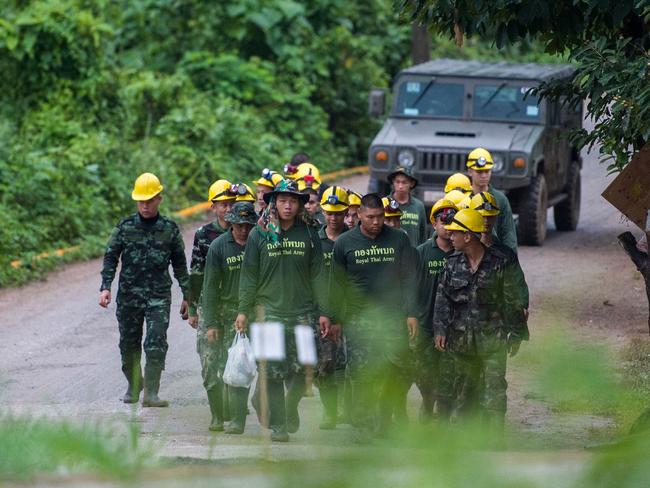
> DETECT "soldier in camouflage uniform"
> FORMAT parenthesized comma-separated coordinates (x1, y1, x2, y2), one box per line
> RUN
(188, 179, 237, 328)
(199, 202, 257, 433)
(99, 173, 189, 407)
(235, 179, 328, 442)
(433, 209, 528, 433)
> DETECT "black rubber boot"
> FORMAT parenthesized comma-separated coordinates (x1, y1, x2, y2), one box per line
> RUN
(225, 386, 248, 434)
(268, 380, 289, 442)
(207, 387, 224, 432)
(318, 379, 338, 430)
(121, 353, 142, 404)
(285, 372, 305, 434)
(142, 364, 169, 407)
(222, 384, 232, 422)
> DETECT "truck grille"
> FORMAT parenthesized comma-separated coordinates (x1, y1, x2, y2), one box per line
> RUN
(421, 151, 469, 172)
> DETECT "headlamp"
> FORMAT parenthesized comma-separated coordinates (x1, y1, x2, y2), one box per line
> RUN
(435, 207, 457, 224)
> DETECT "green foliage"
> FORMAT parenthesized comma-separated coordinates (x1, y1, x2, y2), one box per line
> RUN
(0, 0, 410, 286)
(402, 0, 650, 171)
(0, 415, 153, 480)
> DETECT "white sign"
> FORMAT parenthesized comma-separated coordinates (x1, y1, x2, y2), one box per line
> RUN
(404, 108, 419, 116)
(250, 322, 285, 361)
(294, 325, 317, 366)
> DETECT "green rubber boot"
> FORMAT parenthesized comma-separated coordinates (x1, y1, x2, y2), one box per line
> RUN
(142, 364, 169, 408)
(225, 386, 248, 434)
(207, 387, 224, 432)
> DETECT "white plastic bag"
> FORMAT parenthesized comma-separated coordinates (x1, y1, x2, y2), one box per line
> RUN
(223, 332, 257, 388)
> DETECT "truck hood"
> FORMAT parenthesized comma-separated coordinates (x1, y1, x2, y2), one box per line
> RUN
(372, 118, 542, 153)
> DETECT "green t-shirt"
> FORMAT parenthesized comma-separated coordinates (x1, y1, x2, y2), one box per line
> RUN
(391, 193, 427, 247)
(488, 185, 518, 253)
(201, 230, 246, 329)
(331, 224, 418, 323)
(416, 237, 452, 334)
(238, 220, 323, 318)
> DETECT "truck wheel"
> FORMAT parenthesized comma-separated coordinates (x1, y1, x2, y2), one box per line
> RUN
(553, 162, 581, 231)
(367, 175, 390, 197)
(517, 174, 548, 246)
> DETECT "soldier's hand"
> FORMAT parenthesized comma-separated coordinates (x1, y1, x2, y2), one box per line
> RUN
(407, 317, 418, 340)
(319, 316, 331, 338)
(508, 341, 521, 357)
(329, 324, 342, 342)
(188, 315, 198, 329)
(435, 335, 446, 352)
(99, 290, 111, 308)
(235, 313, 248, 333)
(206, 328, 219, 344)
(180, 300, 189, 320)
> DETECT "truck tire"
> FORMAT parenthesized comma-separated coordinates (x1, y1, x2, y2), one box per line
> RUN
(553, 162, 581, 231)
(517, 174, 548, 246)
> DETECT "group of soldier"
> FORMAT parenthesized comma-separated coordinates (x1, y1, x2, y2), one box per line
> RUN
(99, 147, 529, 443)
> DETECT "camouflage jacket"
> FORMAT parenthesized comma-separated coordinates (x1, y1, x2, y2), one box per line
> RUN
(189, 221, 228, 315)
(100, 213, 189, 303)
(433, 246, 529, 352)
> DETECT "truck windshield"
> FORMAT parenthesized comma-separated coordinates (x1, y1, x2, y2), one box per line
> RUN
(473, 84, 541, 122)
(394, 80, 464, 118)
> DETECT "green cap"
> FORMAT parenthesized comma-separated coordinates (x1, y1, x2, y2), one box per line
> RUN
(225, 202, 258, 225)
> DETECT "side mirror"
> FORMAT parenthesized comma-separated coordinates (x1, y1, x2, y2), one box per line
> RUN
(368, 88, 386, 118)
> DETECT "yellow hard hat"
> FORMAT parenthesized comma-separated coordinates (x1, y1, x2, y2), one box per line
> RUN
(458, 195, 471, 209)
(347, 190, 362, 207)
(132, 172, 163, 201)
(444, 173, 472, 193)
(235, 183, 256, 202)
(208, 179, 236, 202)
(470, 191, 500, 216)
(254, 168, 283, 189)
(320, 186, 349, 212)
(429, 198, 458, 224)
(466, 147, 494, 170)
(293, 163, 321, 184)
(445, 189, 468, 207)
(444, 208, 486, 233)
(382, 197, 402, 218)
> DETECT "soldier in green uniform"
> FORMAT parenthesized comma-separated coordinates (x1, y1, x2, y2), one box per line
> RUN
(235, 179, 329, 442)
(330, 193, 418, 437)
(199, 202, 257, 433)
(188, 179, 237, 328)
(315, 186, 350, 430)
(415, 198, 457, 421)
(99, 173, 189, 407)
(433, 209, 529, 433)
(466, 148, 518, 252)
(388, 166, 427, 246)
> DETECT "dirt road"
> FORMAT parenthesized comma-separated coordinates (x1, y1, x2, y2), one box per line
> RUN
(0, 144, 647, 462)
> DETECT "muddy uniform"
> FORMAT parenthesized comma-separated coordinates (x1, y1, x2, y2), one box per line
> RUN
(238, 221, 323, 434)
(488, 185, 518, 253)
(433, 246, 529, 426)
(330, 224, 418, 429)
(100, 213, 189, 376)
(189, 221, 228, 317)
(390, 193, 427, 246)
(490, 237, 529, 309)
(415, 237, 454, 417)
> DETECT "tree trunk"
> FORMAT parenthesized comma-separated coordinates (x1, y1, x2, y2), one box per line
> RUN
(411, 22, 430, 65)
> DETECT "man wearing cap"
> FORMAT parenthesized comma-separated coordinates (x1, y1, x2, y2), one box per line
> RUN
(235, 179, 328, 442)
(254, 169, 283, 211)
(466, 148, 518, 252)
(199, 202, 257, 434)
(382, 196, 403, 229)
(433, 208, 529, 434)
(330, 193, 418, 437)
(315, 186, 350, 429)
(414, 199, 457, 421)
(99, 173, 189, 407)
(188, 180, 236, 328)
(388, 167, 427, 246)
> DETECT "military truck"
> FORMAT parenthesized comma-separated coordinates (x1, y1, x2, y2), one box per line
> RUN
(367, 59, 582, 246)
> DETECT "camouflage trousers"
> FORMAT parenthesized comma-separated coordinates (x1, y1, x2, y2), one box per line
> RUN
(196, 306, 238, 392)
(450, 344, 508, 422)
(345, 315, 412, 429)
(413, 330, 455, 418)
(116, 296, 171, 370)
